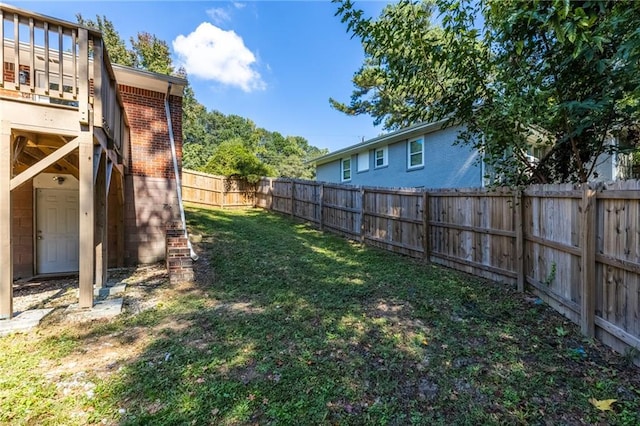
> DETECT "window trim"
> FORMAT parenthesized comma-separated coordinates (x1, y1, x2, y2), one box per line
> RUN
(341, 157, 352, 181)
(357, 151, 369, 172)
(374, 146, 388, 168)
(407, 137, 424, 169)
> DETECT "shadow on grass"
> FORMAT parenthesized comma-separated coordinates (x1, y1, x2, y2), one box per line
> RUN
(86, 207, 639, 425)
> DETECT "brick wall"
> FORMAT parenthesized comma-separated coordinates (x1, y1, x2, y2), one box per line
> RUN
(120, 84, 184, 264)
(12, 181, 33, 280)
(165, 221, 194, 283)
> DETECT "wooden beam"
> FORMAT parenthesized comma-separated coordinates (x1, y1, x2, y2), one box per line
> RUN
(10, 139, 79, 191)
(580, 184, 596, 337)
(78, 131, 94, 308)
(0, 122, 13, 318)
(94, 153, 106, 289)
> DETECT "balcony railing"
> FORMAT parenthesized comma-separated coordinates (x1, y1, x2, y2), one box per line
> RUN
(0, 3, 129, 162)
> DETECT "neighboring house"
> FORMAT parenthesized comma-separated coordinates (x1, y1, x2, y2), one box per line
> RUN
(313, 120, 485, 188)
(313, 120, 633, 188)
(0, 4, 186, 318)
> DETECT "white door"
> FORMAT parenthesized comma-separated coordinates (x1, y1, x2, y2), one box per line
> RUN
(36, 189, 79, 274)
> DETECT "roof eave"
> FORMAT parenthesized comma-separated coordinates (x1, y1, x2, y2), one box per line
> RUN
(311, 119, 450, 166)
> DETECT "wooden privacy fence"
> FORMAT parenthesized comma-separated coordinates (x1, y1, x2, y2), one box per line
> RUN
(254, 177, 640, 359)
(182, 170, 255, 209)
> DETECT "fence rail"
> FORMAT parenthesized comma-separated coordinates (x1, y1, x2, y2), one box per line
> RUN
(183, 170, 640, 361)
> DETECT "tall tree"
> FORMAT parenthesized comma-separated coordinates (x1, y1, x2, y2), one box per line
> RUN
(203, 138, 274, 183)
(76, 14, 134, 66)
(333, 0, 640, 184)
(130, 32, 174, 75)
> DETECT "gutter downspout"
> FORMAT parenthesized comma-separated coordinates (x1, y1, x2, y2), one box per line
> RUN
(165, 82, 198, 261)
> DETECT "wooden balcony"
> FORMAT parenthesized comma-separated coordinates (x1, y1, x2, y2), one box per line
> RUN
(0, 3, 130, 318)
(0, 3, 129, 167)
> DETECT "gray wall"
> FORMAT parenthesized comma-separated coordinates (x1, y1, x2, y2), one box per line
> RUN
(317, 126, 483, 188)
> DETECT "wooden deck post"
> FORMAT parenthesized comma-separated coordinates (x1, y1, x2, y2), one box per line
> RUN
(0, 122, 13, 319)
(78, 131, 95, 308)
(515, 191, 525, 292)
(580, 184, 596, 337)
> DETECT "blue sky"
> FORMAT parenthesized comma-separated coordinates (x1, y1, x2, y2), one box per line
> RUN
(11, 1, 391, 152)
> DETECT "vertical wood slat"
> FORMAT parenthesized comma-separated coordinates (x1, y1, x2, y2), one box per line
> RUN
(92, 38, 103, 128)
(57, 25, 63, 97)
(43, 21, 49, 94)
(0, 121, 13, 318)
(360, 188, 366, 242)
(71, 29, 77, 98)
(581, 184, 597, 337)
(0, 10, 4, 85)
(29, 18, 34, 91)
(13, 13, 19, 89)
(423, 192, 430, 261)
(290, 180, 295, 217)
(77, 28, 89, 124)
(515, 191, 525, 292)
(318, 183, 324, 230)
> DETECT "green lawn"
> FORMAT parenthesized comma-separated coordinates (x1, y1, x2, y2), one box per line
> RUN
(1, 207, 639, 425)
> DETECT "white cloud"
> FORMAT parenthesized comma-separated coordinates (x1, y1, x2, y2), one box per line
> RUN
(206, 8, 231, 25)
(233, 2, 246, 9)
(173, 23, 266, 93)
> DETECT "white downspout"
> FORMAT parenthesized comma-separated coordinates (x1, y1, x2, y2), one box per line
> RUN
(165, 82, 198, 261)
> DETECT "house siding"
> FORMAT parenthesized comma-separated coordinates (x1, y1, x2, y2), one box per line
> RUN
(317, 126, 483, 188)
(120, 85, 183, 265)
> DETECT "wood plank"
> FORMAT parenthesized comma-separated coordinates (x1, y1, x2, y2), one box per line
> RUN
(0, 10, 4, 86)
(429, 221, 515, 238)
(0, 121, 13, 318)
(364, 235, 423, 253)
(581, 185, 596, 337)
(10, 138, 79, 191)
(78, 131, 94, 309)
(523, 189, 582, 198)
(423, 192, 429, 261)
(596, 190, 640, 200)
(594, 316, 640, 350)
(430, 251, 517, 279)
(515, 192, 525, 292)
(77, 28, 89, 124)
(366, 210, 423, 225)
(13, 13, 19, 89)
(524, 233, 582, 257)
(526, 277, 580, 314)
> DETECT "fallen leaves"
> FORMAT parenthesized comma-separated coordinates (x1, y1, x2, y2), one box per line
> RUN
(588, 397, 617, 411)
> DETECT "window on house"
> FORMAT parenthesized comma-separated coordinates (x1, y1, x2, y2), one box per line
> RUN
(408, 138, 424, 169)
(357, 151, 369, 172)
(342, 158, 351, 181)
(374, 146, 388, 168)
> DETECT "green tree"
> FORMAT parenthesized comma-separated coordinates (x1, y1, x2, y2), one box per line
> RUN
(76, 14, 134, 66)
(333, 0, 640, 184)
(130, 32, 174, 75)
(203, 138, 273, 183)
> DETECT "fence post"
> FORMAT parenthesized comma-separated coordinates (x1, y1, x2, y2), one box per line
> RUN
(318, 183, 324, 230)
(290, 180, 295, 217)
(515, 190, 525, 292)
(423, 191, 430, 261)
(580, 183, 596, 337)
(221, 177, 226, 210)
